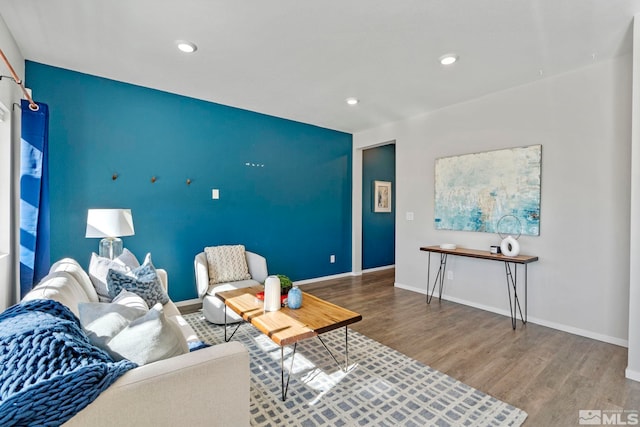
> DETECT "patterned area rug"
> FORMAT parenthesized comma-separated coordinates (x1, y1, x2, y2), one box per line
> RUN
(184, 312, 527, 427)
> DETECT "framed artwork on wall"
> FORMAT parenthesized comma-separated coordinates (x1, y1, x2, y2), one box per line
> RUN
(434, 144, 541, 236)
(374, 180, 392, 213)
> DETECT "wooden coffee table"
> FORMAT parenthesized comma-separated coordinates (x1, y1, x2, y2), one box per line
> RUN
(216, 286, 362, 400)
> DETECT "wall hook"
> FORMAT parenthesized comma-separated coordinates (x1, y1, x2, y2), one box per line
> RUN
(112, 173, 118, 181)
(186, 179, 192, 185)
(151, 176, 157, 183)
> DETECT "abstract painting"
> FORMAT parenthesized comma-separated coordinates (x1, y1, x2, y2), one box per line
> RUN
(434, 145, 541, 236)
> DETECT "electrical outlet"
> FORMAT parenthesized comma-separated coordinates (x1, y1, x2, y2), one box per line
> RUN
(447, 271, 454, 280)
(330, 255, 335, 263)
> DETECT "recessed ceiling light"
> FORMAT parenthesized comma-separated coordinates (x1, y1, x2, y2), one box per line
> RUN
(176, 40, 197, 53)
(346, 97, 359, 106)
(439, 54, 458, 65)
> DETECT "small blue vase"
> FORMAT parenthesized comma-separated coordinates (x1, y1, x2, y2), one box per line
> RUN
(287, 286, 302, 309)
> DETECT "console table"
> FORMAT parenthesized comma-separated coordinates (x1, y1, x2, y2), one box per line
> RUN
(419, 246, 538, 329)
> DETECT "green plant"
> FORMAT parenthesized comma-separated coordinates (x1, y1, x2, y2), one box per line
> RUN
(276, 274, 292, 291)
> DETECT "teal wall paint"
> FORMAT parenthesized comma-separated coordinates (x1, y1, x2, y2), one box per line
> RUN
(25, 61, 352, 301)
(362, 144, 395, 269)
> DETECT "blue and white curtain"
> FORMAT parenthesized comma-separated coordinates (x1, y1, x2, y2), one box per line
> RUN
(19, 99, 50, 297)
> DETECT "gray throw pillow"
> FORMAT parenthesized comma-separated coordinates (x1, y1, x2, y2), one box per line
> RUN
(107, 253, 169, 308)
(89, 249, 140, 302)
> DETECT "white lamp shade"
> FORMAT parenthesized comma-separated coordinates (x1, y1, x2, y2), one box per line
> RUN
(85, 209, 135, 238)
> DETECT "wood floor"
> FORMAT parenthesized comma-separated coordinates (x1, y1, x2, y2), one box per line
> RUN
(183, 268, 640, 426)
(301, 269, 640, 426)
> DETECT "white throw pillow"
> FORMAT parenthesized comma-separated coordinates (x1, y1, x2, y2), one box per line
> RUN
(89, 249, 140, 302)
(204, 245, 251, 285)
(78, 302, 188, 365)
(112, 290, 149, 311)
(78, 302, 147, 349)
(107, 304, 189, 365)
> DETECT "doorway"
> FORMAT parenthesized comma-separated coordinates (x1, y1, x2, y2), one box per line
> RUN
(361, 143, 395, 269)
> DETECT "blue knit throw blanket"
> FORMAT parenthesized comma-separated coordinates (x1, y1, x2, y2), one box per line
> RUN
(0, 299, 137, 426)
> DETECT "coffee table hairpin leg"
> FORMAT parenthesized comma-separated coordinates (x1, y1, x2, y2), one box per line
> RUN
(316, 326, 350, 372)
(281, 343, 298, 401)
(223, 305, 241, 342)
(281, 327, 351, 401)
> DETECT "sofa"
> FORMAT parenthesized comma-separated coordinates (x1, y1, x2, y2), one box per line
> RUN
(18, 257, 250, 426)
(194, 249, 268, 324)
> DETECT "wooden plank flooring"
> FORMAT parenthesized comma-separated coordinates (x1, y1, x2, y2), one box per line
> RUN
(300, 269, 640, 426)
(182, 268, 640, 425)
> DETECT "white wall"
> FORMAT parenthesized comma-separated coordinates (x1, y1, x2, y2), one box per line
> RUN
(0, 15, 25, 310)
(354, 55, 632, 346)
(627, 15, 640, 382)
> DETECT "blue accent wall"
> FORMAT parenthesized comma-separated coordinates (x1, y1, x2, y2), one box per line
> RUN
(25, 61, 352, 301)
(362, 144, 395, 269)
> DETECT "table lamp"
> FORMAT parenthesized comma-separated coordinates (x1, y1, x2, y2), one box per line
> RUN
(85, 209, 135, 259)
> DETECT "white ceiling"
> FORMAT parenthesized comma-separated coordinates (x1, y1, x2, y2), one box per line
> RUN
(1, 0, 639, 133)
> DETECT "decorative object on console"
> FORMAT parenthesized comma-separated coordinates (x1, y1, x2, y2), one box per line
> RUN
(439, 243, 457, 250)
(287, 286, 302, 309)
(85, 209, 135, 259)
(497, 215, 522, 257)
(500, 236, 520, 257)
(263, 275, 281, 312)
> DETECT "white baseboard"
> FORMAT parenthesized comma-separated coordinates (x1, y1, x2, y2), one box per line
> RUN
(626, 368, 640, 382)
(523, 313, 628, 348)
(175, 298, 201, 308)
(295, 267, 392, 286)
(394, 282, 427, 294)
(362, 264, 395, 273)
(294, 271, 356, 287)
(175, 271, 360, 305)
(393, 282, 628, 348)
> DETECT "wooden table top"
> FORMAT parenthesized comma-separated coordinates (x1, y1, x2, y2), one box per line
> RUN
(216, 286, 362, 346)
(420, 245, 538, 264)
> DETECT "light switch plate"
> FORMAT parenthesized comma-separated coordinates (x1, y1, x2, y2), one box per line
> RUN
(212, 189, 220, 199)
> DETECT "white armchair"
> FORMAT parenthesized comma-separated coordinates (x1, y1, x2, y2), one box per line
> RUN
(194, 250, 268, 324)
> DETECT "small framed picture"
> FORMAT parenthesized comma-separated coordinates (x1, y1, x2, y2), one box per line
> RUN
(374, 180, 392, 213)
